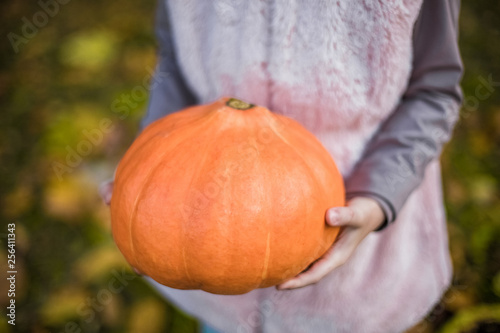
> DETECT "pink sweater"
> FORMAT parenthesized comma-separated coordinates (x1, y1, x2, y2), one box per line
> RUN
(140, 0, 463, 332)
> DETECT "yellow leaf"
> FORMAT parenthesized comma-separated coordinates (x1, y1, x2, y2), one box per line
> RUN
(73, 245, 129, 283)
(39, 287, 88, 326)
(127, 298, 168, 333)
(59, 30, 118, 71)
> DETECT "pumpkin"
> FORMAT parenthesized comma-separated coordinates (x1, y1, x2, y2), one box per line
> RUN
(110, 97, 345, 295)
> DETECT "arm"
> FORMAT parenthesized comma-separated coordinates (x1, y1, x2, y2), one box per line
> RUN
(278, 0, 463, 289)
(99, 0, 196, 205)
(345, 0, 463, 230)
(140, 0, 197, 131)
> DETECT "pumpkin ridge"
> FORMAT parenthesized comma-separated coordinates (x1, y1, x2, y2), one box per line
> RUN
(121, 108, 222, 186)
(112, 133, 167, 268)
(267, 117, 321, 202)
(139, 138, 215, 286)
(267, 116, 331, 269)
(118, 112, 210, 183)
(181, 246, 193, 286)
(261, 231, 272, 281)
(246, 125, 272, 290)
(178, 111, 224, 287)
(127, 134, 175, 270)
(254, 123, 273, 288)
(127, 110, 222, 276)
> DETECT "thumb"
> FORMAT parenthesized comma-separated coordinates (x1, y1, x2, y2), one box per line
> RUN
(99, 179, 114, 206)
(326, 206, 359, 227)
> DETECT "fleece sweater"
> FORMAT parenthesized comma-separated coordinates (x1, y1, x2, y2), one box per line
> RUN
(139, 0, 463, 332)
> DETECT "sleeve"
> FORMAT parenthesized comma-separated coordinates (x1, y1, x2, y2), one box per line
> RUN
(140, 0, 197, 131)
(344, 0, 463, 230)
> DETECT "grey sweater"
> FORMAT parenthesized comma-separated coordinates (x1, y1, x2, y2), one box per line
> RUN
(141, 0, 463, 230)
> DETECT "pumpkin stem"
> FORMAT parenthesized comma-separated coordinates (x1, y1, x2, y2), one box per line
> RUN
(226, 98, 255, 110)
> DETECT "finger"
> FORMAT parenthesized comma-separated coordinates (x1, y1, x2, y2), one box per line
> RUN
(277, 256, 343, 290)
(277, 227, 365, 290)
(326, 206, 361, 227)
(99, 180, 114, 206)
(277, 237, 353, 289)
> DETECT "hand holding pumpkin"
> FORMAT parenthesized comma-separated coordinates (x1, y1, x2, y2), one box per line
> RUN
(277, 196, 385, 290)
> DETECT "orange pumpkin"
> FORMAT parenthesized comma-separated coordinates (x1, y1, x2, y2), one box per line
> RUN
(111, 97, 345, 295)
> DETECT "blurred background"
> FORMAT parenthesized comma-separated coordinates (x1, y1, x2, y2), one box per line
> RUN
(0, 0, 499, 332)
